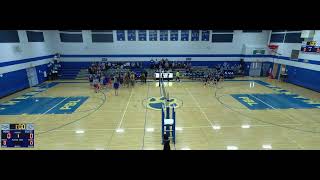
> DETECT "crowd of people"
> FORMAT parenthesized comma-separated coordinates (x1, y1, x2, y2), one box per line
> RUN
(150, 58, 192, 71)
(203, 70, 224, 86)
(86, 60, 244, 95)
(47, 55, 61, 80)
(88, 62, 148, 95)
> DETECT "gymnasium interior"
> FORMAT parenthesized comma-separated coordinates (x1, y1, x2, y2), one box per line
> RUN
(1, 30, 320, 150)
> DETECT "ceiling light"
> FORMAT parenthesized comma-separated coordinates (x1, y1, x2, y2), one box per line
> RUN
(175, 127, 183, 131)
(116, 128, 124, 133)
(212, 125, 221, 130)
(146, 128, 154, 132)
(241, 124, 250, 129)
(227, 146, 238, 150)
(262, 144, 272, 149)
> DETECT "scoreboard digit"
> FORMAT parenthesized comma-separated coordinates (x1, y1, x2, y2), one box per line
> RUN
(1, 123, 34, 148)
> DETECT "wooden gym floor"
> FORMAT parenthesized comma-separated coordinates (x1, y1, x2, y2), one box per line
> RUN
(1, 77, 320, 150)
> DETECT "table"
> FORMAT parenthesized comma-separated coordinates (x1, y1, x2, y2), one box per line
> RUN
(155, 72, 173, 80)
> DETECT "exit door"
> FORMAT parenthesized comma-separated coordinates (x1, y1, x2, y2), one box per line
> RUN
(26, 67, 38, 87)
(249, 61, 262, 77)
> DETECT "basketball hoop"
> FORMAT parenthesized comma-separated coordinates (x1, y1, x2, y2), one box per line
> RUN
(267, 44, 279, 55)
(267, 44, 279, 80)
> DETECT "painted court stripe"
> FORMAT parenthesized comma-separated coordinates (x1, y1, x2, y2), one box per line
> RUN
(248, 94, 303, 125)
(31, 97, 70, 123)
(248, 94, 277, 110)
(117, 89, 134, 129)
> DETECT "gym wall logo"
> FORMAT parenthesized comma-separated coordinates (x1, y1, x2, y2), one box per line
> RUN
(143, 97, 182, 110)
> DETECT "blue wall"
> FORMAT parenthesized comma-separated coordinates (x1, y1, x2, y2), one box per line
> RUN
(0, 69, 29, 98)
(35, 64, 49, 84)
(286, 65, 320, 92)
(0, 63, 49, 98)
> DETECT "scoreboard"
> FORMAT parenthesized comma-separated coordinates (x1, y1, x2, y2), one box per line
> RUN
(301, 41, 320, 53)
(301, 46, 320, 53)
(1, 123, 34, 148)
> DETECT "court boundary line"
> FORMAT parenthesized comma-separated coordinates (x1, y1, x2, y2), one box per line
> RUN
(285, 135, 305, 149)
(35, 90, 107, 136)
(117, 88, 134, 129)
(105, 88, 134, 149)
(185, 87, 216, 127)
(141, 83, 150, 150)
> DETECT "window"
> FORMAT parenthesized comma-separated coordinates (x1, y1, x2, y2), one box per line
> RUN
(59, 30, 82, 32)
(91, 30, 113, 32)
(212, 34, 233, 42)
(26, 31, 44, 42)
(284, 33, 303, 43)
(60, 33, 83, 42)
(0, 30, 19, 43)
(270, 34, 285, 43)
(243, 30, 262, 33)
(212, 30, 234, 33)
(92, 34, 113, 42)
(286, 30, 302, 32)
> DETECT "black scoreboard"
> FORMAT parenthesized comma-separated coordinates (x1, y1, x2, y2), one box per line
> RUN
(301, 41, 320, 53)
(1, 123, 34, 148)
(301, 46, 320, 53)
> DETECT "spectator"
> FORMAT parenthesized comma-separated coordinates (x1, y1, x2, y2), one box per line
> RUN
(163, 134, 170, 150)
(175, 70, 180, 82)
(113, 76, 120, 96)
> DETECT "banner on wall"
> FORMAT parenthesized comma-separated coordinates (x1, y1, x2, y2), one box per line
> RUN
(191, 30, 199, 41)
(181, 30, 189, 41)
(117, 30, 125, 41)
(138, 30, 147, 41)
(201, 30, 210, 41)
(160, 30, 168, 41)
(170, 30, 178, 41)
(127, 30, 136, 41)
(149, 30, 157, 41)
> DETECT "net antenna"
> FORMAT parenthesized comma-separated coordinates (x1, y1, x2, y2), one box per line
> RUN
(158, 67, 170, 109)
(267, 44, 282, 65)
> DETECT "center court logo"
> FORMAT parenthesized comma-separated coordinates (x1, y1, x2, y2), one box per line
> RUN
(144, 96, 182, 110)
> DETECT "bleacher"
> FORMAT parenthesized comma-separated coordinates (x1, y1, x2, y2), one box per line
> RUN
(58, 68, 81, 80)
